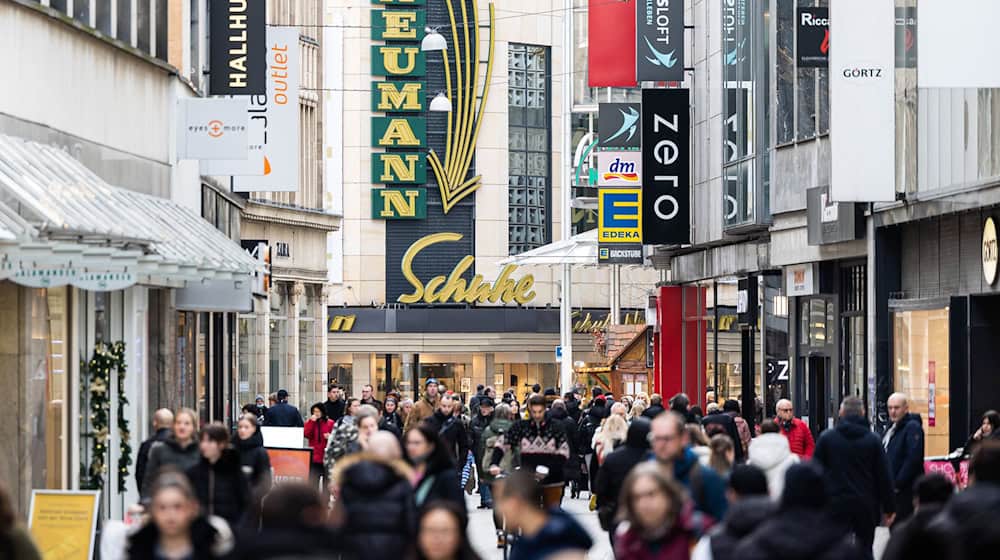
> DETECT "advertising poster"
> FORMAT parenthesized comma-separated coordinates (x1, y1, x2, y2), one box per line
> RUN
(28, 490, 101, 560)
(266, 448, 312, 485)
(797, 7, 829, 68)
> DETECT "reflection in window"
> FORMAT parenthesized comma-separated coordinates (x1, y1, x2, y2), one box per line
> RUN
(508, 44, 551, 255)
(893, 308, 950, 456)
(775, 0, 795, 144)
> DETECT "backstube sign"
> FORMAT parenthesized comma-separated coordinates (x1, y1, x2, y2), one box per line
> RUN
(637, 0, 685, 82)
(641, 89, 690, 244)
(209, 0, 266, 95)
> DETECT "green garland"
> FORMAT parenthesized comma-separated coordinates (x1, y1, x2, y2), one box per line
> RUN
(86, 341, 130, 493)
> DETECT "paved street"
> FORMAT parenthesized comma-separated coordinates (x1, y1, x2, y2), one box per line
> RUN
(468, 493, 613, 560)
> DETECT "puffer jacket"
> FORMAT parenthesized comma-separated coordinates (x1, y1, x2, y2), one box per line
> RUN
(480, 417, 515, 482)
(141, 436, 201, 501)
(185, 449, 252, 527)
(304, 417, 335, 464)
(691, 497, 775, 560)
(331, 452, 417, 559)
(510, 509, 593, 560)
(747, 433, 798, 500)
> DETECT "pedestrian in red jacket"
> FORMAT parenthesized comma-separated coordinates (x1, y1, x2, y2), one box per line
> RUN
(775, 399, 815, 458)
(304, 403, 335, 485)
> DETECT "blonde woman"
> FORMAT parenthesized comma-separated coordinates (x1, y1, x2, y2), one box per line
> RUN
(629, 402, 647, 423)
(593, 414, 629, 465)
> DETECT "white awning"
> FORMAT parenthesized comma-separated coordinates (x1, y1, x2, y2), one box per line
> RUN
(0, 134, 261, 292)
(500, 229, 599, 267)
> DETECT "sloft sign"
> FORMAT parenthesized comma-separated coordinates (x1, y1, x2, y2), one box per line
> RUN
(641, 89, 690, 244)
(209, 0, 266, 95)
(636, 0, 685, 82)
(371, 0, 428, 217)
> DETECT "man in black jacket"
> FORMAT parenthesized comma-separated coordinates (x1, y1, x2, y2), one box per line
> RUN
(702, 406, 746, 463)
(814, 396, 896, 559)
(641, 393, 665, 419)
(594, 418, 650, 536)
(323, 384, 346, 424)
(135, 408, 173, 492)
(883, 392, 925, 521)
(360, 384, 383, 412)
(265, 389, 304, 427)
(425, 394, 469, 468)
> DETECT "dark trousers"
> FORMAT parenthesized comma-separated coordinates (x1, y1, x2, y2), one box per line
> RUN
(832, 501, 876, 560)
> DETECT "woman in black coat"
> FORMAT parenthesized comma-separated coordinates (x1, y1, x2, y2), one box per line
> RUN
(331, 451, 417, 558)
(186, 423, 252, 528)
(405, 423, 467, 515)
(233, 413, 272, 496)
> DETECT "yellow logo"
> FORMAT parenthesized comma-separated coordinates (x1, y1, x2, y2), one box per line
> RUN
(398, 232, 536, 305)
(328, 315, 357, 332)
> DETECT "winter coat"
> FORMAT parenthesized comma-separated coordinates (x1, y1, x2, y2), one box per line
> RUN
(323, 420, 361, 475)
(883, 412, 925, 517)
(813, 415, 896, 530)
(691, 497, 775, 560)
(881, 503, 946, 560)
(548, 406, 583, 483)
(732, 507, 861, 560)
(0, 526, 41, 560)
(332, 452, 417, 559)
(304, 417, 335, 464)
(232, 526, 342, 559)
(264, 401, 304, 427)
(642, 403, 666, 419)
(127, 515, 234, 560)
(425, 410, 470, 466)
(135, 427, 171, 493)
(360, 397, 383, 413)
(232, 430, 273, 496)
(323, 398, 346, 424)
(777, 417, 815, 458)
(660, 447, 728, 522)
(413, 456, 466, 514)
(728, 412, 752, 456)
(747, 433, 799, 500)
(701, 412, 746, 463)
(141, 436, 201, 501)
(469, 412, 494, 467)
(480, 417, 515, 482)
(566, 397, 582, 423)
(509, 509, 593, 560)
(380, 411, 405, 433)
(923, 481, 1000, 558)
(578, 405, 606, 455)
(595, 419, 651, 530)
(615, 523, 694, 560)
(185, 449, 253, 527)
(491, 418, 571, 485)
(404, 395, 437, 433)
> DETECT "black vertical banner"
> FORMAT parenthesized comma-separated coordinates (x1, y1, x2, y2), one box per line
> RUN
(796, 7, 829, 68)
(641, 89, 690, 245)
(636, 0, 685, 82)
(210, 0, 266, 95)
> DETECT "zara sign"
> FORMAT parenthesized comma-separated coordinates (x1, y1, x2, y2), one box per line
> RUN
(983, 217, 998, 285)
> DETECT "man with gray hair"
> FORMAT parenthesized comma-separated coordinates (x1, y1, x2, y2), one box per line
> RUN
(775, 398, 815, 458)
(814, 396, 896, 559)
(135, 408, 173, 492)
(883, 392, 925, 522)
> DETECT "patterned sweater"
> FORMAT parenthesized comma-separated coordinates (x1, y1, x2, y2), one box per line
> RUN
(491, 419, 571, 484)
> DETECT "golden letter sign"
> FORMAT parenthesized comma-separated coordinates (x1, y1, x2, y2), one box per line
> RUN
(398, 233, 536, 305)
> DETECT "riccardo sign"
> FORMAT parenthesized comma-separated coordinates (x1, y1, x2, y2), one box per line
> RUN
(398, 233, 536, 305)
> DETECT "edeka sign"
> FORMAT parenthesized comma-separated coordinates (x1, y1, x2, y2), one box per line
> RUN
(398, 233, 536, 305)
(209, 0, 265, 95)
(641, 89, 690, 244)
(371, 187, 427, 219)
(636, 0, 685, 82)
(598, 188, 642, 243)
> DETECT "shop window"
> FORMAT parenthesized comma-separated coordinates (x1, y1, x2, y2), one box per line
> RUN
(622, 374, 648, 397)
(25, 287, 69, 491)
(96, 0, 112, 36)
(508, 44, 551, 255)
(117, 0, 131, 45)
(327, 363, 353, 392)
(776, 0, 830, 144)
(73, 0, 89, 24)
(375, 355, 403, 399)
(237, 316, 257, 410)
(269, 317, 287, 395)
(197, 313, 209, 424)
(893, 308, 951, 457)
(173, 311, 197, 411)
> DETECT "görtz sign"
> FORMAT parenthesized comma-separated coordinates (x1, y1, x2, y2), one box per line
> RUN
(984, 217, 998, 285)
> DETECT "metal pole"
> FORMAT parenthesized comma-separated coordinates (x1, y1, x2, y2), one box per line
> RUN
(611, 265, 621, 325)
(559, 0, 574, 394)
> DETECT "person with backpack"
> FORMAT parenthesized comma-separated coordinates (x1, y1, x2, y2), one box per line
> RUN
(480, 403, 516, 545)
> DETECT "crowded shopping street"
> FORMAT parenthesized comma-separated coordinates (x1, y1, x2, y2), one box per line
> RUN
(3, 0, 1000, 559)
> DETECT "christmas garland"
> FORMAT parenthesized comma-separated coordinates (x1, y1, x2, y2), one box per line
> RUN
(86, 341, 130, 493)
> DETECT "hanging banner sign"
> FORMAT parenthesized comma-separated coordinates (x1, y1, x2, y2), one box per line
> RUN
(598, 103, 641, 151)
(797, 7, 830, 68)
(895, 7, 917, 69)
(200, 112, 266, 176)
(588, 0, 637, 87)
(371, 187, 427, 219)
(209, 0, 266, 95)
(233, 27, 301, 192)
(597, 152, 642, 187)
(641, 89, 690, 244)
(636, 0, 685, 82)
(29, 490, 101, 560)
(177, 97, 249, 160)
(829, 0, 894, 202)
(599, 188, 643, 244)
(723, 0, 752, 79)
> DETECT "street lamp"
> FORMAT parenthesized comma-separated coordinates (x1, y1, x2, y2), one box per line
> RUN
(421, 28, 447, 52)
(429, 92, 453, 112)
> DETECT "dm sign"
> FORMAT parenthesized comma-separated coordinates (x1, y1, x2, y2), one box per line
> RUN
(371, 0, 428, 197)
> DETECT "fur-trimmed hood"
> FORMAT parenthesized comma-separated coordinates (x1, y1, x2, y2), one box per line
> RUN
(329, 451, 415, 489)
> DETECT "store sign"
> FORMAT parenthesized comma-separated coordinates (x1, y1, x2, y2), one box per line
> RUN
(328, 314, 357, 332)
(241, 240, 271, 295)
(397, 233, 536, 305)
(597, 152, 642, 187)
(233, 27, 300, 192)
(928, 360, 937, 427)
(797, 7, 830, 68)
(636, 0, 685, 82)
(29, 490, 101, 560)
(371, 117, 426, 148)
(209, 0, 266, 95)
(829, 0, 894, 202)
(983, 217, 998, 285)
(371, 187, 427, 219)
(598, 103, 641, 151)
(895, 7, 917, 69)
(641, 89, 690, 244)
(177, 97, 250, 160)
(785, 263, 817, 297)
(723, 0, 751, 79)
(371, 153, 427, 184)
(371, 9, 426, 41)
(598, 188, 642, 243)
(573, 310, 645, 333)
(372, 81, 424, 112)
(598, 244, 643, 265)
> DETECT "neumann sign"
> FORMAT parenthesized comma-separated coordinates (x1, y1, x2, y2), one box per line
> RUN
(637, 0, 685, 82)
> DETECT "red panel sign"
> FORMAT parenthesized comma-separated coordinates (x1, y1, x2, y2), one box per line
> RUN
(588, 0, 637, 87)
(266, 448, 312, 485)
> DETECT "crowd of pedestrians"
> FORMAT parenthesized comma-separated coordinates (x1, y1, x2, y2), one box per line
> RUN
(8, 379, 1000, 560)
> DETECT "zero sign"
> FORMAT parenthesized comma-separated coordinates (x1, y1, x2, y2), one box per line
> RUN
(654, 195, 679, 220)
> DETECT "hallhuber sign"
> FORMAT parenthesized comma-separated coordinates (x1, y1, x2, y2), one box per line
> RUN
(209, 0, 266, 95)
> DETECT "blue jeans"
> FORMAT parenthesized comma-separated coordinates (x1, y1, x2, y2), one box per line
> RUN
(480, 480, 493, 506)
